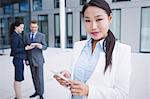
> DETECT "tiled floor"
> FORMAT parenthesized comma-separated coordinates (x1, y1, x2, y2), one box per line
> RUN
(1, 48, 150, 99)
(0, 48, 72, 99)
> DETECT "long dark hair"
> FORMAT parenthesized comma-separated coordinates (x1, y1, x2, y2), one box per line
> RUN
(9, 19, 24, 44)
(81, 0, 116, 73)
(9, 19, 24, 35)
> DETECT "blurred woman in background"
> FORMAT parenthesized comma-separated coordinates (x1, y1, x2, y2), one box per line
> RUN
(10, 19, 25, 99)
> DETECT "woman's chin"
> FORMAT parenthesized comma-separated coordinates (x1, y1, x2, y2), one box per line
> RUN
(91, 37, 103, 41)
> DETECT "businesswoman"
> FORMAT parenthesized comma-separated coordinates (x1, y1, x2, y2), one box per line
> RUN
(54, 0, 132, 99)
(10, 20, 25, 99)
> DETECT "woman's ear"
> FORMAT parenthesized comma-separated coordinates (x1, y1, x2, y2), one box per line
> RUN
(109, 13, 113, 23)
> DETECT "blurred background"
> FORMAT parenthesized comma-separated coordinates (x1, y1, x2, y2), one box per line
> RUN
(0, 0, 150, 99)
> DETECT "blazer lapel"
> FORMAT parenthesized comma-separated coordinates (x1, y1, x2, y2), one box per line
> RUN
(28, 33, 32, 44)
(34, 32, 40, 42)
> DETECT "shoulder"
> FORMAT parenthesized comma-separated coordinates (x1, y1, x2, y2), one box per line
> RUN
(37, 32, 45, 36)
(115, 41, 131, 50)
(114, 41, 131, 55)
(11, 32, 17, 36)
(37, 32, 45, 38)
(11, 32, 18, 38)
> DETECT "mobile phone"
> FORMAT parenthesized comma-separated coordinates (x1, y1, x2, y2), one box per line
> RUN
(51, 70, 69, 81)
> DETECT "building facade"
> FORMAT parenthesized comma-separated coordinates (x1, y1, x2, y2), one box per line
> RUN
(0, 0, 150, 52)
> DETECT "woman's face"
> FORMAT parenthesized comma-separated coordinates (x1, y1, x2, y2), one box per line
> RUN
(83, 6, 112, 40)
(15, 24, 24, 33)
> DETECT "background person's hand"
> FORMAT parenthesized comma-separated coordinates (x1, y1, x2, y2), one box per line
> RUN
(36, 43, 42, 49)
(25, 45, 35, 50)
(25, 60, 29, 66)
(31, 43, 42, 49)
(69, 80, 89, 96)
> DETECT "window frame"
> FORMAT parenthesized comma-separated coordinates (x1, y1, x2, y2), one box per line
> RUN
(33, 0, 42, 11)
(140, 7, 150, 53)
(110, 9, 121, 40)
(54, 13, 60, 48)
(66, 12, 73, 48)
(54, 0, 66, 8)
(112, 0, 130, 2)
(80, 0, 87, 5)
(38, 15, 49, 46)
(4, 5, 13, 14)
(80, 12, 87, 40)
(19, 1, 29, 12)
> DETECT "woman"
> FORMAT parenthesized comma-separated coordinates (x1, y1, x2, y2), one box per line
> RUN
(10, 20, 25, 99)
(54, 0, 131, 99)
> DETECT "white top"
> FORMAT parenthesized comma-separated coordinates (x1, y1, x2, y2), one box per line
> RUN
(70, 40, 132, 99)
(72, 39, 104, 99)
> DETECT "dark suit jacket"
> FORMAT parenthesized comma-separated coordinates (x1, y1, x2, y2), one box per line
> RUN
(10, 32, 26, 59)
(24, 32, 47, 67)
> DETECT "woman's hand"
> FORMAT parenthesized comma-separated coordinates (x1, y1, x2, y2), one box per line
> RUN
(69, 80, 89, 96)
(25, 45, 35, 50)
(53, 70, 71, 87)
(25, 60, 29, 66)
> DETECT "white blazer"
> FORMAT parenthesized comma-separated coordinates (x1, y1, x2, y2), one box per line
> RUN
(70, 40, 131, 99)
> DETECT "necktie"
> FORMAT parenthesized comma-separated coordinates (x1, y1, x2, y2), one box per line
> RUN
(31, 33, 34, 42)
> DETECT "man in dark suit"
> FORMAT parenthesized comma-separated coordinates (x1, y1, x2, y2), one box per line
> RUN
(24, 20, 47, 99)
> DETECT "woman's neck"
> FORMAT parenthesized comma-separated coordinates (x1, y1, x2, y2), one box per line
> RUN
(14, 30, 19, 33)
(91, 39, 99, 53)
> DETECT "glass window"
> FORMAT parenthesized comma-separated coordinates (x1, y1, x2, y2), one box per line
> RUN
(140, 7, 150, 52)
(66, 13, 73, 48)
(110, 9, 121, 40)
(0, 19, 5, 49)
(33, 0, 42, 11)
(54, 0, 59, 8)
(112, 0, 130, 2)
(80, 13, 87, 40)
(4, 5, 13, 14)
(38, 15, 49, 46)
(80, 0, 87, 5)
(19, 1, 29, 12)
(54, 0, 66, 8)
(0, 18, 10, 48)
(54, 14, 60, 48)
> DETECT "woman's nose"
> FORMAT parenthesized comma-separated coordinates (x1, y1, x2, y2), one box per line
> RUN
(91, 21, 98, 30)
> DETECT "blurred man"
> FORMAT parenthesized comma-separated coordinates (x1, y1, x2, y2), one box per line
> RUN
(24, 20, 47, 99)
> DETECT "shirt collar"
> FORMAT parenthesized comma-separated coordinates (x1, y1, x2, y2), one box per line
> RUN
(87, 38, 105, 48)
(30, 32, 37, 35)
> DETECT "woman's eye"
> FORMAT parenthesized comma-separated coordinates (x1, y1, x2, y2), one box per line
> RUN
(85, 20, 90, 22)
(96, 19, 103, 21)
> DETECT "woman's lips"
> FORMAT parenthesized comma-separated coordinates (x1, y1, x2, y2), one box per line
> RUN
(91, 32, 99, 36)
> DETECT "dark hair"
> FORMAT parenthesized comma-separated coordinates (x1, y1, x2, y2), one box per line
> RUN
(82, 0, 112, 17)
(9, 19, 24, 35)
(30, 20, 38, 24)
(81, 0, 116, 73)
